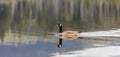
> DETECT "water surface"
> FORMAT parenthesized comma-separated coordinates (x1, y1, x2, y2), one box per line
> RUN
(1, 0, 120, 57)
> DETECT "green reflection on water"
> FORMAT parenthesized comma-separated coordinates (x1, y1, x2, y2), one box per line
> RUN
(0, 0, 120, 46)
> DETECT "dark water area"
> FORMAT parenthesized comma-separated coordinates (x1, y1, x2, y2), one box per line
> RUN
(1, 0, 120, 57)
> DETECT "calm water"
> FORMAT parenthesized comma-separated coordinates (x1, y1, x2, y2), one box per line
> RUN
(1, 0, 120, 57)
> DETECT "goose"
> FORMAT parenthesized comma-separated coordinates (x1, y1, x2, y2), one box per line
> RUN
(57, 24, 81, 48)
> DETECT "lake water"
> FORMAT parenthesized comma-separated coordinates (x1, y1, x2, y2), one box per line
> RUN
(1, 0, 120, 57)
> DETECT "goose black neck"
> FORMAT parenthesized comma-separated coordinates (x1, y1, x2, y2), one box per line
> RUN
(58, 24, 63, 48)
(58, 26, 62, 47)
(59, 26, 62, 33)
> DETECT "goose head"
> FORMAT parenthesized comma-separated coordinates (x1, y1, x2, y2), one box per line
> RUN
(58, 24, 62, 27)
(58, 24, 63, 33)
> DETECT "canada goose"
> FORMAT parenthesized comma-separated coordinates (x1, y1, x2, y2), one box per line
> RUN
(57, 24, 63, 48)
(57, 24, 81, 48)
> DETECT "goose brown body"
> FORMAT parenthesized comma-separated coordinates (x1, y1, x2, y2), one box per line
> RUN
(58, 31, 79, 40)
(57, 24, 81, 48)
